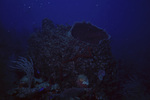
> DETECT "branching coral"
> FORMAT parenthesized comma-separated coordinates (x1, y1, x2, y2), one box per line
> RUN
(10, 57, 34, 90)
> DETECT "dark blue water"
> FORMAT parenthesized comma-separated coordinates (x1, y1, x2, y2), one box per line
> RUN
(0, 0, 150, 99)
(1, 0, 149, 59)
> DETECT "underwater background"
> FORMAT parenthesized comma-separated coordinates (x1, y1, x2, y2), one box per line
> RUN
(0, 0, 150, 100)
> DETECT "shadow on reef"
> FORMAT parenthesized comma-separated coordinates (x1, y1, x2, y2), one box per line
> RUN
(6, 18, 123, 100)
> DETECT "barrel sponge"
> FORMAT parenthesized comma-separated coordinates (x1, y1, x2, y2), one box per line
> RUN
(70, 22, 110, 44)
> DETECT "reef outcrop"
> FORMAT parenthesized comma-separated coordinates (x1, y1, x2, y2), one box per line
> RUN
(8, 18, 118, 100)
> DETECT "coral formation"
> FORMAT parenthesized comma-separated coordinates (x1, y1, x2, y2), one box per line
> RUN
(7, 18, 118, 100)
(10, 57, 34, 90)
(76, 74, 89, 88)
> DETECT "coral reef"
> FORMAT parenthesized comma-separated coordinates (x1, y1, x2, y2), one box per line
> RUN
(7, 18, 119, 100)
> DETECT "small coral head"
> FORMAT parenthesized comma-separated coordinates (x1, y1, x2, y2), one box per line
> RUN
(76, 74, 89, 88)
